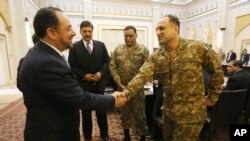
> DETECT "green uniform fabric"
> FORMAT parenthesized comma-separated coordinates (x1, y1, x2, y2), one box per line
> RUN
(123, 38, 224, 140)
(110, 43, 149, 134)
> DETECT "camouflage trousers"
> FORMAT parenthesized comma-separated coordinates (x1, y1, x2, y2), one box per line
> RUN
(163, 116, 203, 141)
(120, 91, 147, 135)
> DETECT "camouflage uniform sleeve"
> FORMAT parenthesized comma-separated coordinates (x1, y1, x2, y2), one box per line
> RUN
(109, 48, 124, 89)
(123, 55, 155, 100)
(203, 46, 224, 103)
(142, 46, 149, 62)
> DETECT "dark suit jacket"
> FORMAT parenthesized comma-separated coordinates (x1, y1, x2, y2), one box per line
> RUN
(225, 70, 250, 114)
(241, 53, 250, 64)
(17, 41, 114, 141)
(68, 40, 110, 93)
(225, 70, 250, 94)
(226, 52, 236, 62)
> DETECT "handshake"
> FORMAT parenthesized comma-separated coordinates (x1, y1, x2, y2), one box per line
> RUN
(112, 91, 127, 108)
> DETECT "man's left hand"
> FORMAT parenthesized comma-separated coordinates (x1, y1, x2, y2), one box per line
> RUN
(94, 72, 101, 81)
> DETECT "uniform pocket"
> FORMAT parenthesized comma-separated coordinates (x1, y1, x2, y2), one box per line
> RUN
(176, 58, 201, 83)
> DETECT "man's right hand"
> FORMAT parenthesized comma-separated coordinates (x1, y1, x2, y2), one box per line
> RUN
(112, 91, 127, 108)
(83, 73, 96, 82)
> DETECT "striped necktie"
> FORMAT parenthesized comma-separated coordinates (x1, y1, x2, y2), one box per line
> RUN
(86, 42, 92, 54)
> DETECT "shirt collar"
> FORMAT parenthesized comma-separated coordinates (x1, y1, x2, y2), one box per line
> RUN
(40, 39, 63, 56)
(82, 39, 93, 46)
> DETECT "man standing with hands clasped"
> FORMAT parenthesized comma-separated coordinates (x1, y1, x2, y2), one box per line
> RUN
(17, 7, 126, 141)
(119, 15, 224, 141)
(110, 25, 149, 141)
(68, 21, 111, 141)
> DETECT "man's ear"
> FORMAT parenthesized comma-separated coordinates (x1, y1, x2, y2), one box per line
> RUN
(170, 23, 179, 34)
(174, 25, 179, 34)
(47, 27, 57, 40)
(80, 29, 83, 37)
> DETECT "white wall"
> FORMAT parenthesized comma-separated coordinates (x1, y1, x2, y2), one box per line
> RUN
(93, 19, 153, 54)
(0, 19, 12, 86)
(2, 0, 40, 86)
(235, 25, 250, 60)
(48, 0, 154, 53)
(0, 4, 15, 86)
(225, 0, 250, 57)
(182, 0, 219, 50)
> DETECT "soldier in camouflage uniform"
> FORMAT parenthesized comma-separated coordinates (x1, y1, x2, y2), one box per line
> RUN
(109, 25, 149, 141)
(122, 15, 224, 141)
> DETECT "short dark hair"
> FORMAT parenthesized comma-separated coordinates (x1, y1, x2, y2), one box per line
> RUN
(231, 60, 243, 68)
(33, 7, 62, 38)
(163, 14, 180, 29)
(32, 34, 39, 44)
(80, 21, 93, 30)
(124, 25, 137, 34)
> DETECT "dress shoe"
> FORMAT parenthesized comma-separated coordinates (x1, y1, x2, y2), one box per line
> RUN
(123, 129, 131, 141)
(101, 136, 111, 141)
(145, 132, 153, 139)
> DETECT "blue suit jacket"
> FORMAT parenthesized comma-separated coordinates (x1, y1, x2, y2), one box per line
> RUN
(17, 41, 114, 141)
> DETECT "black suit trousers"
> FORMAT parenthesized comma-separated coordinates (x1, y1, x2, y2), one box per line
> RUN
(81, 85, 108, 139)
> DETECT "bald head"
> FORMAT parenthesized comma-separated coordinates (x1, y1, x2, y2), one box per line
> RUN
(162, 15, 180, 33)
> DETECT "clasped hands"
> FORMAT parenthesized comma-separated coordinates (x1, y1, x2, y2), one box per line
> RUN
(84, 72, 101, 82)
(112, 91, 127, 108)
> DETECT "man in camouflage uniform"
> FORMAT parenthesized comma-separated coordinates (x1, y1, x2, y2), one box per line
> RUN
(122, 15, 224, 141)
(109, 25, 149, 141)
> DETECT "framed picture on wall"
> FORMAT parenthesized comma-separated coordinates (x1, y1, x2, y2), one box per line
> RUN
(241, 39, 250, 53)
(97, 25, 148, 55)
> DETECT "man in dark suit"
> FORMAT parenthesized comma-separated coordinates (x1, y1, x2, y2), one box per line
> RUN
(68, 21, 111, 141)
(17, 7, 126, 141)
(226, 49, 237, 63)
(225, 60, 250, 122)
(240, 49, 250, 66)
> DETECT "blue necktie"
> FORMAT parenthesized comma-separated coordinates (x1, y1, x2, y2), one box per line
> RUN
(86, 42, 92, 54)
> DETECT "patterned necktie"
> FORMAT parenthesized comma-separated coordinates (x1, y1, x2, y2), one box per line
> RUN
(86, 42, 92, 54)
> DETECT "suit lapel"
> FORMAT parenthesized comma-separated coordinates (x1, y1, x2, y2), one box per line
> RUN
(92, 40, 99, 59)
(74, 40, 94, 64)
(37, 41, 73, 71)
(38, 41, 61, 58)
(78, 40, 89, 55)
